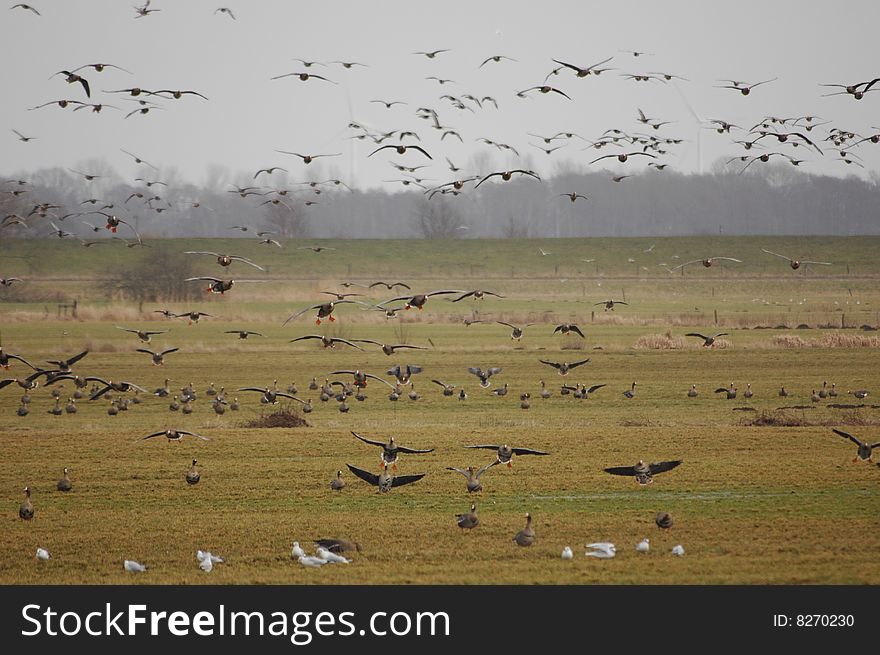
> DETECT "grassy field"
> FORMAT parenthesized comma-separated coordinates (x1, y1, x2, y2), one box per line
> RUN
(0, 236, 878, 584)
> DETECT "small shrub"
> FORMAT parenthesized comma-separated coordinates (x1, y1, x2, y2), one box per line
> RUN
(241, 406, 309, 428)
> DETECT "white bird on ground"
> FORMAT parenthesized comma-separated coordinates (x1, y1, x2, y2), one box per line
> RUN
(635, 538, 650, 553)
(197, 550, 224, 564)
(561, 546, 573, 560)
(585, 542, 616, 559)
(291, 541, 305, 559)
(672, 544, 685, 556)
(36, 547, 51, 561)
(199, 557, 214, 572)
(124, 559, 147, 572)
(298, 554, 327, 568)
(316, 547, 351, 564)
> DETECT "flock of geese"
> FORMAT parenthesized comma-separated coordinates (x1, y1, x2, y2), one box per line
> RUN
(4, 4, 877, 575)
(7, 253, 876, 571)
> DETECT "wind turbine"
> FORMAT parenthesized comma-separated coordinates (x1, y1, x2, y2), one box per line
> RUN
(673, 83, 704, 174)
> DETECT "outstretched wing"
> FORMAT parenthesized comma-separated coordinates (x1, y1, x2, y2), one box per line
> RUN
(832, 429, 862, 446)
(761, 248, 791, 262)
(346, 463, 380, 486)
(539, 360, 562, 369)
(568, 358, 590, 369)
(648, 460, 682, 474)
(396, 445, 435, 454)
(685, 333, 709, 340)
(510, 447, 549, 456)
(282, 304, 318, 326)
(603, 465, 637, 476)
(569, 325, 586, 338)
(391, 473, 426, 487)
(466, 444, 501, 451)
(351, 431, 387, 448)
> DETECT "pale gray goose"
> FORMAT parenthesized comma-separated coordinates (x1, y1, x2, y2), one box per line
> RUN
(512, 513, 534, 546)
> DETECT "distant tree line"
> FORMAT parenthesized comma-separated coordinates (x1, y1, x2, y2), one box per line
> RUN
(2, 157, 877, 241)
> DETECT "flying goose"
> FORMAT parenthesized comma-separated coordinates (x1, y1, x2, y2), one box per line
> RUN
(447, 462, 497, 492)
(346, 463, 426, 493)
(603, 459, 682, 485)
(57, 467, 72, 492)
(183, 251, 264, 270)
(116, 326, 169, 343)
(225, 330, 264, 339)
(539, 359, 590, 376)
(761, 248, 832, 270)
(595, 299, 628, 311)
(351, 340, 429, 356)
(235, 381, 300, 405)
(19, 486, 34, 519)
(351, 431, 434, 468)
(45, 350, 89, 373)
(139, 429, 209, 443)
(467, 366, 502, 388)
(85, 377, 148, 400)
(174, 311, 213, 324)
(495, 321, 534, 341)
(282, 300, 360, 326)
(456, 503, 480, 530)
(832, 429, 880, 462)
(553, 323, 585, 338)
(0, 348, 37, 370)
(387, 364, 422, 384)
(0, 369, 55, 391)
(670, 257, 742, 271)
(135, 347, 179, 366)
(290, 335, 364, 350)
(383, 290, 465, 310)
(465, 443, 549, 467)
(451, 289, 505, 302)
(186, 459, 200, 485)
(432, 379, 456, 396)
(686, 332, 729, 347)
(512, 513, 535, 546)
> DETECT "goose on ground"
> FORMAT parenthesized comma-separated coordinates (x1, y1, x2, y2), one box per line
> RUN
(57, 467, 72, 492)
(513, 513, 535, 546)
(186, 459, 200, 484)
(446, 462, 497, 492)
(456, 503, 479, 530)
(19, 486, 34, 519)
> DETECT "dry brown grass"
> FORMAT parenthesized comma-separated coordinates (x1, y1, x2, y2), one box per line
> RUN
(743, 409, 880, 427)
(770, 332, 880, 348)
(634, 331, 688, 350)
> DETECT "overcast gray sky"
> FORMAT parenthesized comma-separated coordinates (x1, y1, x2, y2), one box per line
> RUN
(2, 0, 878, 191)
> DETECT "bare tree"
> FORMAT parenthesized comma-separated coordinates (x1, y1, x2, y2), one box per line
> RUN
(264, 202, 309, 238)
(412, 196, 466, 239)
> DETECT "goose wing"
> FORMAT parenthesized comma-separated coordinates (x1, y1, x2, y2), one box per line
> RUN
(351, 431, 387, 448)
(510, 447, 549, 456)
(346, 464, 380, 486)
(391, 472, 426, 487)
(603, 465, 637, 476)
(832, 429, 863, 446)
(648, 460, 682, 474)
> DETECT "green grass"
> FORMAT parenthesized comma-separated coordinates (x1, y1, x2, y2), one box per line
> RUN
(0, 237, 878, 584)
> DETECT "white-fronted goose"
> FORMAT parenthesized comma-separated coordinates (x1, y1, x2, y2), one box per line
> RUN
(174, 311, 213, 324)
(184, 251, 265, 270)
(687, 384, 698, 398)
(351, 431, 434, 468)
(57, 468, 71, 492)
(447, 462, 496, 492)
(346, 463, 426, 493)
(496, 321, 534, 341)
(138, 429, 209, 443)
(45, 350, 88, 374)
(595, 299, 628, 311)
(0, 348, 37, 371)
(330, 470, 345, 490)
(432, 379, 455, 396)
(186, 459, 200, 484)
(818, 381, 828, 399)
(540, 359, 590, 376)
(352, 340, 428, 356)
(686, 332, 729, 347)
(832, 429, 880, 462)
(290, 335, 364, 350)
(466, 443, 549, 467)
(387, 364, 422, 384)
(19, 486, 34, 519)
(604, 460, 682, 485)
(86, 377, 148, 400)
(116, 326, 169, 343)
(671, 257, 742, 272)
(540, 380, 552, 399)
(513, 513, 534, 546)
(778, 385, 789, 397)
(451, 290, 505, 302)
(761, 248, 832, 270)
(468, 366, 502, 388)
(623, 381, 638, 398)
(456, 503, 479, 530)
(828, 383, 838, 398)
(135, 347, 179, 366)
(715, 383, 736, 399)
(744, 383, 754, 399)
(283, 300, 360, 326)
(236, 381, 300, 405)
(554, 323, 585, 338)
(383, 290, 465, 310)
(492, 383, 509, 397)
(225, 330, 264, 339)
(848, 389, 869, 400)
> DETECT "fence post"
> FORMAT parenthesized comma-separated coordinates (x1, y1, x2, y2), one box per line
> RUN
(714, 309, 718, 326)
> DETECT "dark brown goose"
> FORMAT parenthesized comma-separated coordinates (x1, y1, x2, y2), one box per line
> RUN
(539, 358, 590, 376)
(346, 463, 425, 493)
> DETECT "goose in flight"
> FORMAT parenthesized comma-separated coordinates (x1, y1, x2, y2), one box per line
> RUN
(670, 257, 741, 271)
(346, 463, 425, 493)
(446, 463, 497, 493)
(685, 332, 729, 347)
(138, 429, 208, 443)
(760, 249, 831, 270)
(603, 459, 682, 485)
(832, 429, 880, 463)
(282, 300, 361, 326)
(465, 443, 549, 467)
(183, 251, 265, 270)
(539, 358, 590, 376)
(351, 431, 434, 468)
